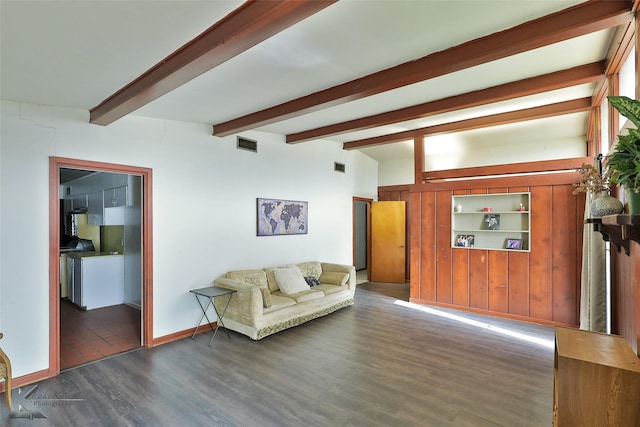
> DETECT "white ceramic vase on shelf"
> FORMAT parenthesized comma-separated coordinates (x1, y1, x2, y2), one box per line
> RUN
(590, 190, 623, 218)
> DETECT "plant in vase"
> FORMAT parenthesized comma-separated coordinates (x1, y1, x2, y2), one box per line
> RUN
(573, 162, 623, 217)
(607, 96, 640, 214)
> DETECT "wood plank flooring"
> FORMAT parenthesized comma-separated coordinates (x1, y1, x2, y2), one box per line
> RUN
(2, 282, 555, 426)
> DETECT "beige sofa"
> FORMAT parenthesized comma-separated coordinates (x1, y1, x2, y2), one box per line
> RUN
(213, 261, 356, 340)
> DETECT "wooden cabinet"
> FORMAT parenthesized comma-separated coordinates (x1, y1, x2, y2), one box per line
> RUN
(554, 327, 640, 426)
(451, 192, 530, 251)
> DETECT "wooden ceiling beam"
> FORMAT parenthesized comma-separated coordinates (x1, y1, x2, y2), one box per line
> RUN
(422, 156, 592, 181)
(589, 0, 634, 148)
(587, 107, 602, 157)
(213, 0, 631, 137)
(608, 73, 620, 149)
(592, 78, 608, 107)
(287, 62, 605, 144)
(604, 16, 636, 75)
(89, 0, 337, 126)
(343, 98, 592, 150)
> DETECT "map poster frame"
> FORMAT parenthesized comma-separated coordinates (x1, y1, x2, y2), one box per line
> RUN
(256, 197, 308, 236)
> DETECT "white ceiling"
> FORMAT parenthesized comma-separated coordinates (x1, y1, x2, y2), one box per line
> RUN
(0, 1, 624, 165)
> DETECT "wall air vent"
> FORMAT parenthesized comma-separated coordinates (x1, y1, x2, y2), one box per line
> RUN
(237, 136, 258, 153)
(334, 162, 346, 173)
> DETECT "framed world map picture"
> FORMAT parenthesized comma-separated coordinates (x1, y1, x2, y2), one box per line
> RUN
(257, 198, 308, 236)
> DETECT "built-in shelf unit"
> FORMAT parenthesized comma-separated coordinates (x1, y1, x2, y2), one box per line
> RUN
(451, 192, 531, 252)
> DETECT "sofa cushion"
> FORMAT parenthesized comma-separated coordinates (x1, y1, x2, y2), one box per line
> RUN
(274, 266, 310, 294)
(291, 289, 325, 303)
(227, 269, 272, 308)
(265, 264, 296, 293)
(314, 284, 347, 296)
(273, 289, 325, 303)
(297, 261, 322, 279)
(263, 294, 297, 314)
(320, 271, 350, 286)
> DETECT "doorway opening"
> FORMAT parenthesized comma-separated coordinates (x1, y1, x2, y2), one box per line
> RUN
(353, 197, 372, 284)
(49, 157, 153, 376)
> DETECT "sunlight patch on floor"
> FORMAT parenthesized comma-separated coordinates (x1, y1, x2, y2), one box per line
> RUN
(394, 300, 554, 349)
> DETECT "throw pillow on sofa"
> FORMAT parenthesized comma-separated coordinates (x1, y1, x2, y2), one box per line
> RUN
(319, 271, 349, 286)
(274, 266, 310, 294)
(265, 264, 296, 293)
(227, 270, 273, 308)
(304, 276, 321, 287)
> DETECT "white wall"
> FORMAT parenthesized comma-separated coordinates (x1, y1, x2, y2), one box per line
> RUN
(424, 135, 585, 172)
(378, 158, 414, 186)
(377, 132, 586, 186)
(0, 101, 378, 378)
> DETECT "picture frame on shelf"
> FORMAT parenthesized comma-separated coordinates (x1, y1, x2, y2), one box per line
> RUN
(506, 238, 522, 250)
(484, 214, 500, 230)
(455, 234, 475, 247)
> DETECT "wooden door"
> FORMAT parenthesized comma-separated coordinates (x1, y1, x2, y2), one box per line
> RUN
(371, 201, 406, 283)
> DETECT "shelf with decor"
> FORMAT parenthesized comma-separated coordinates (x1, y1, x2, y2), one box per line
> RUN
(452, 192, 530, 252)
(588, 214, 640, 255)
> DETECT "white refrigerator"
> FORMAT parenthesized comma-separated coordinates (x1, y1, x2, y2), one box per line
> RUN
(68, 254, 125, 310)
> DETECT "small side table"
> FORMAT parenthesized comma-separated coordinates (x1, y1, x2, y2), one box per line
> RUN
(190, 286, 236, 346)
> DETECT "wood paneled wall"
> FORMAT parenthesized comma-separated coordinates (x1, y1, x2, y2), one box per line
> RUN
(611, 244, 640, 354)
(403, 173, 584, 326)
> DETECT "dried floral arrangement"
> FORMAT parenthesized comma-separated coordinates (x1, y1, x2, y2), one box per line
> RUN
(573, 163, 610, 195)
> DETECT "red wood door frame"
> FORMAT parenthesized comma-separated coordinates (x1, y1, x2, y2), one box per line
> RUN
(48, 157, 153, 377)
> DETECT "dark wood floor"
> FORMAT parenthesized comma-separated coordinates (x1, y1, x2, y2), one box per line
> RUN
(2, 282, 555, 426)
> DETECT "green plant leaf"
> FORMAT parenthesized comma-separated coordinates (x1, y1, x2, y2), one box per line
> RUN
(608, 96, 640, 128)
(605, 97, 640, 191)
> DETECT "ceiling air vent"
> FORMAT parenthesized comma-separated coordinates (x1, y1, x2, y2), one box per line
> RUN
(334, 162, 346, 173)
(237, 136, 257, 153)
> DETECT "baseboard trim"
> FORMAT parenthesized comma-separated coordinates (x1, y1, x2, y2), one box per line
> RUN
(408, 298, 576, 328)
(2, 368, 49, 392)
(151, 322, 217, 347)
